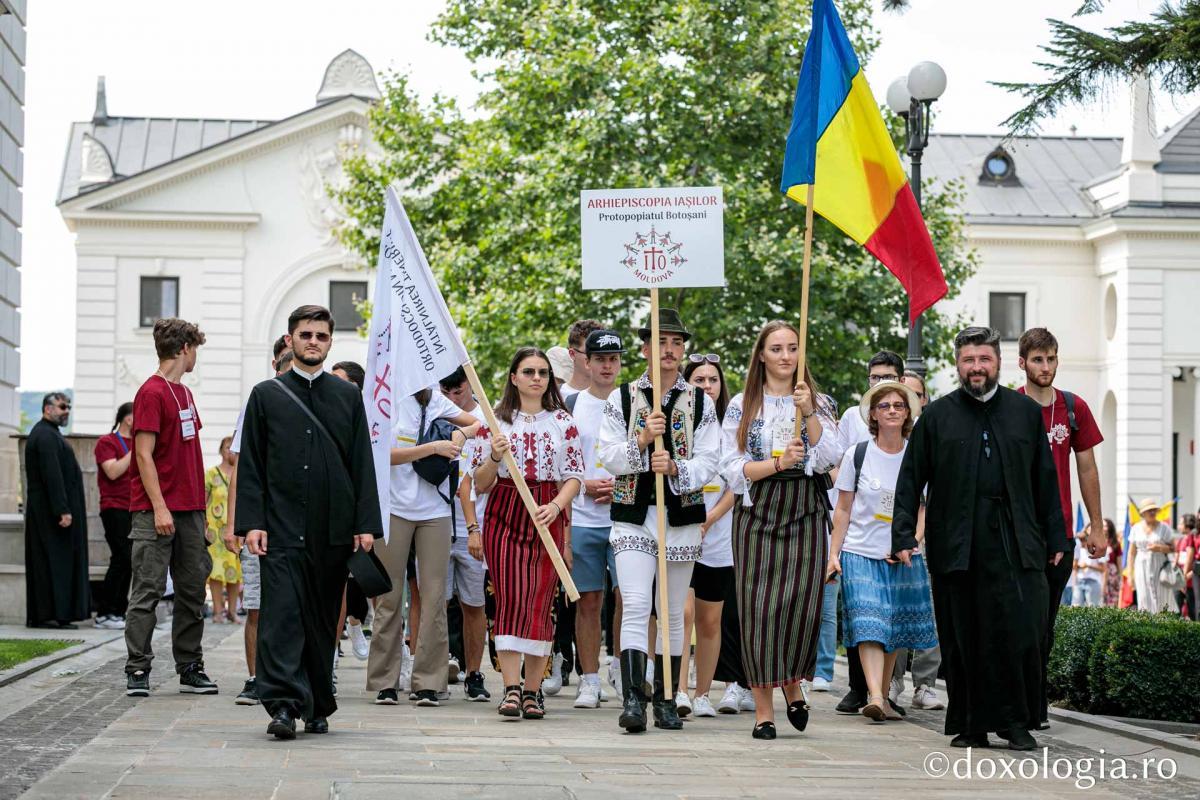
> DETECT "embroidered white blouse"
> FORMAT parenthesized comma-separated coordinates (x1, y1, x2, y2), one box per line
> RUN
(598, 372, 720, 496)
(466, 408, 584, 485)
(720, 391, 840, 505)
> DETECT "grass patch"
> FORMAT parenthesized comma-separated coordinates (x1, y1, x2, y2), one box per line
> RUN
(0, 638, 80, 671)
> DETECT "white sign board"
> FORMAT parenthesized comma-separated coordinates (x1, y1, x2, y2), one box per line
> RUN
(580, 186, 724, 289)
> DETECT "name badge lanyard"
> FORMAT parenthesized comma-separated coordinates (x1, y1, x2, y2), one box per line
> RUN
(157, 373, 197, 441)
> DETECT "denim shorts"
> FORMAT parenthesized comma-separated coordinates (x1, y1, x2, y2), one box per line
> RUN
(570, 525, 617, 593)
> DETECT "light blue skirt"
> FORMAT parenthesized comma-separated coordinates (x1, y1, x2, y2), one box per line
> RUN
(840, 551, 938, 652)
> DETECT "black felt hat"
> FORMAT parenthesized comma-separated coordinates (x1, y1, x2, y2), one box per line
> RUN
(637, 308, 692, 342)
(347, 545, 392, 598)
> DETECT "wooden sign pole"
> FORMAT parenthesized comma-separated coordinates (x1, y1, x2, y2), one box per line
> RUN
(794, 184, 816, 438)
(462, 360, 580, 602)
(648, 288, 673, 694)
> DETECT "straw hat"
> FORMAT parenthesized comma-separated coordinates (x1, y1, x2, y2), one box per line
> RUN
(859, 380, 922, 425)
(1136, 497, 1162, 517)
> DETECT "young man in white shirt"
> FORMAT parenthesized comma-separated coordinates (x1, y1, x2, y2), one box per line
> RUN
(439, 368, 491, 702)
(566, 329, 623, 708)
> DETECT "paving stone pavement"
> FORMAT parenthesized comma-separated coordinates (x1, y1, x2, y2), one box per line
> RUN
(7, 625, 1200, 799)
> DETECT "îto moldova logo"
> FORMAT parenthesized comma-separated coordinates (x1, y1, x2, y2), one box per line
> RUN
(620, 226, 687, 285)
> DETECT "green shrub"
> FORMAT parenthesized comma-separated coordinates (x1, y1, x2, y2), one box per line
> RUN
(1047, 606, 1125, 709)
(1087, 613, 1200, 723)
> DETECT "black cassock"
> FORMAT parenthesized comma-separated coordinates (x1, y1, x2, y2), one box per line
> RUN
(893, 386, 1067, 737)
(235, 369, 382, 721)
(24, 419, 90, 626)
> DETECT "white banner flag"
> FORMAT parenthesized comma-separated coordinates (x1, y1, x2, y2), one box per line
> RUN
(364, 188, 469, 540)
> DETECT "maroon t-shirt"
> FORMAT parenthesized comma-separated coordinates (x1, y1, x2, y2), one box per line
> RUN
(1019, 387, 1103, 545)
(94, 431, 132, 511)
(129, 376, 205, 512)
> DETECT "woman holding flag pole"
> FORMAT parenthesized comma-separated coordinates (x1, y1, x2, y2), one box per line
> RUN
(467, 347, 583, 720)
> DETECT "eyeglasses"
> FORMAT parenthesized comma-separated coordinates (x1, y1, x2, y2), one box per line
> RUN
(295, 331, 331, 342)
(874, 402, 907, 412)
(688, 353, 720, 364)
(519, 368, 551, 378)
(868, 374, 900, 385)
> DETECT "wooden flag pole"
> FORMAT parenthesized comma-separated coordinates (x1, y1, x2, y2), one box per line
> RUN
(461, 360, 580, 602)
(793, 184, 816, 438)
(649, 288, 673, 695)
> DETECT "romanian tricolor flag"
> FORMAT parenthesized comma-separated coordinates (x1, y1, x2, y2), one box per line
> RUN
(781, 0, 947, 323)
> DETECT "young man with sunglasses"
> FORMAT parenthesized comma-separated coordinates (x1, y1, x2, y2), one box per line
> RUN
(235, 305, 384, 739)
(24, 392, 90, 629)
(599, 308, 719, 733)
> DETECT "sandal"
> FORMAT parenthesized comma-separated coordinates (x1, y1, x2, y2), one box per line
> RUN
(862, 695, 887, 723)
(521, 690, 545, 719)
(498, 685, 521, 717)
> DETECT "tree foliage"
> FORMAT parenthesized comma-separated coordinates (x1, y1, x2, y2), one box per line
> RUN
(335, 0, 976, 406)
(993, 1, 1200, 132)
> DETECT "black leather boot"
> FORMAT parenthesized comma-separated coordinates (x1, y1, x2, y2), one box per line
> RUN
(652, 654, 683, 730)
(618, 649, 648, 733)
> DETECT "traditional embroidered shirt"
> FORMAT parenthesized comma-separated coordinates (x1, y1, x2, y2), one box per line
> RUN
(720, 391, 840, 505)
(467, 408, 584, 485)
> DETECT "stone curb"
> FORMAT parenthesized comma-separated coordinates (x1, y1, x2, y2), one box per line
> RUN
(0, 633, 123, 688)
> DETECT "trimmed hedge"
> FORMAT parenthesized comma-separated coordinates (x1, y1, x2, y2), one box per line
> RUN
(1049, 606, 1200, 723)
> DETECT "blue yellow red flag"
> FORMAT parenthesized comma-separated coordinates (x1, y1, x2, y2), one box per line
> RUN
(780, 0, 947, 322)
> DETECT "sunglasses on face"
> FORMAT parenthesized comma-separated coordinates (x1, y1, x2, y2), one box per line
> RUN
(868, 374, 900, 385)
(519, 368, 551, 379)
(295, 331, 331, 342)
(56, 404, 71, 411)
(874, 402, 907, 412)
(688, 353, 720, 364)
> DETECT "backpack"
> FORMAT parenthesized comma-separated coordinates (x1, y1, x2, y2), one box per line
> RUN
(852, 440, 869, 494)
(1062, 390, 1079, 433)
(412, 401, 459, 530)
(565, 392, 580, 414)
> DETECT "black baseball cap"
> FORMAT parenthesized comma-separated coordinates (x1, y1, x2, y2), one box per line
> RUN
(585, 329, 625, 355)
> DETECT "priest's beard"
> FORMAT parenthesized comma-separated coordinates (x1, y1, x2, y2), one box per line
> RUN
(958, 367, 998, 398)
(293, 347, 327, 368)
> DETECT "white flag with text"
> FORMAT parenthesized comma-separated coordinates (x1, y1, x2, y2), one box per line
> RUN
(364, 187, 469, 540)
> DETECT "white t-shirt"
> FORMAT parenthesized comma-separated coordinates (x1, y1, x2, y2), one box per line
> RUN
(835, 405, 870, 456)
(560, 384, 582, 400)
(453, 404, 489, 539)
(1074, 540, 1105, 583)
(698, 472, 733, 568)
(570, 389, 615, 529)
(834, 440, 906, 559)
(390, 389, 462, 522)
(230, 405, 246, 455)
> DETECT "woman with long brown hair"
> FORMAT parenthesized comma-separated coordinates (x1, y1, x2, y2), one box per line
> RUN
(720, 321, 840, 739)
(468, 347, 583, 720)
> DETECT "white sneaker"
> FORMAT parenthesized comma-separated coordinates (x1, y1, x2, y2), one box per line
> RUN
(607, 660, 622, 696)
(645, 659, 655, 687)
(811, 676, 831, 692)
(95, 615, 126, 630)
(457, 670, 467, 684)
(692, 695, 717, 717)
(911, 684, 945, 710)
(398, 642, 414, 693)
(447, 657, 461, 684)
(717, 683, 741, 714)
(738, 685, 756, 712)
(687, 660, 697, 690)
(347, 623, 369, 660)
(574, 680, 602, 708)
(675, 691, 692, 717)
(543, 652, 564, 696)
(888, 676, 904, 705)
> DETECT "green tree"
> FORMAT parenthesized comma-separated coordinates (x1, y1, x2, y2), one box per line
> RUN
(335, 0, 976, 406)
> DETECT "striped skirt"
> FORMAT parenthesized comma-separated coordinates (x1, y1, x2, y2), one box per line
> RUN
(840, 551, 938, 652)
(482, 478, 564, 656)
(732, 476, 828, 688)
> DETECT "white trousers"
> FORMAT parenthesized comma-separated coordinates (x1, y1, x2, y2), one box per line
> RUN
(615, 548, 695, 656)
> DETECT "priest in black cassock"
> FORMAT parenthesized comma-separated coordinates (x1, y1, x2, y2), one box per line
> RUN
(235, 304, 382, 740)
(24, 392, 90, 628)
(892, 326, 1066, 752)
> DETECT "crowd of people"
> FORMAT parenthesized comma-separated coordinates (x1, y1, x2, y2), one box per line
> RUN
(26, 301, 1200, 750)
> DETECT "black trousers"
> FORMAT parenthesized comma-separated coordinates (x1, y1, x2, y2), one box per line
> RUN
(1039, 553, 1074, 722)
(345, 576, 369, 622)
(99, 509, 133, 617)
(257, 541, 349, 721)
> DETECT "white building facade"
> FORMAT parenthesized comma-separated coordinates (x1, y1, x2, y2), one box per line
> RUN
(58, 51, 381, 464)
(925, 80, 1200, 527)
(0, 0, 24, 513)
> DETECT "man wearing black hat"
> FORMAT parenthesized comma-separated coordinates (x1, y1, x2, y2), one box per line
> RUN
(599, 308, 719, 733)
(565, 329, 624, 709)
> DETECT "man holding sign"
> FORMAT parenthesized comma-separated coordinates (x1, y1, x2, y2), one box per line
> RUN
(599, 308, 719, 733)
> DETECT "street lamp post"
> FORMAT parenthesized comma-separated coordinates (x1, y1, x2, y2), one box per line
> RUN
(886, 61, 946, 378)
